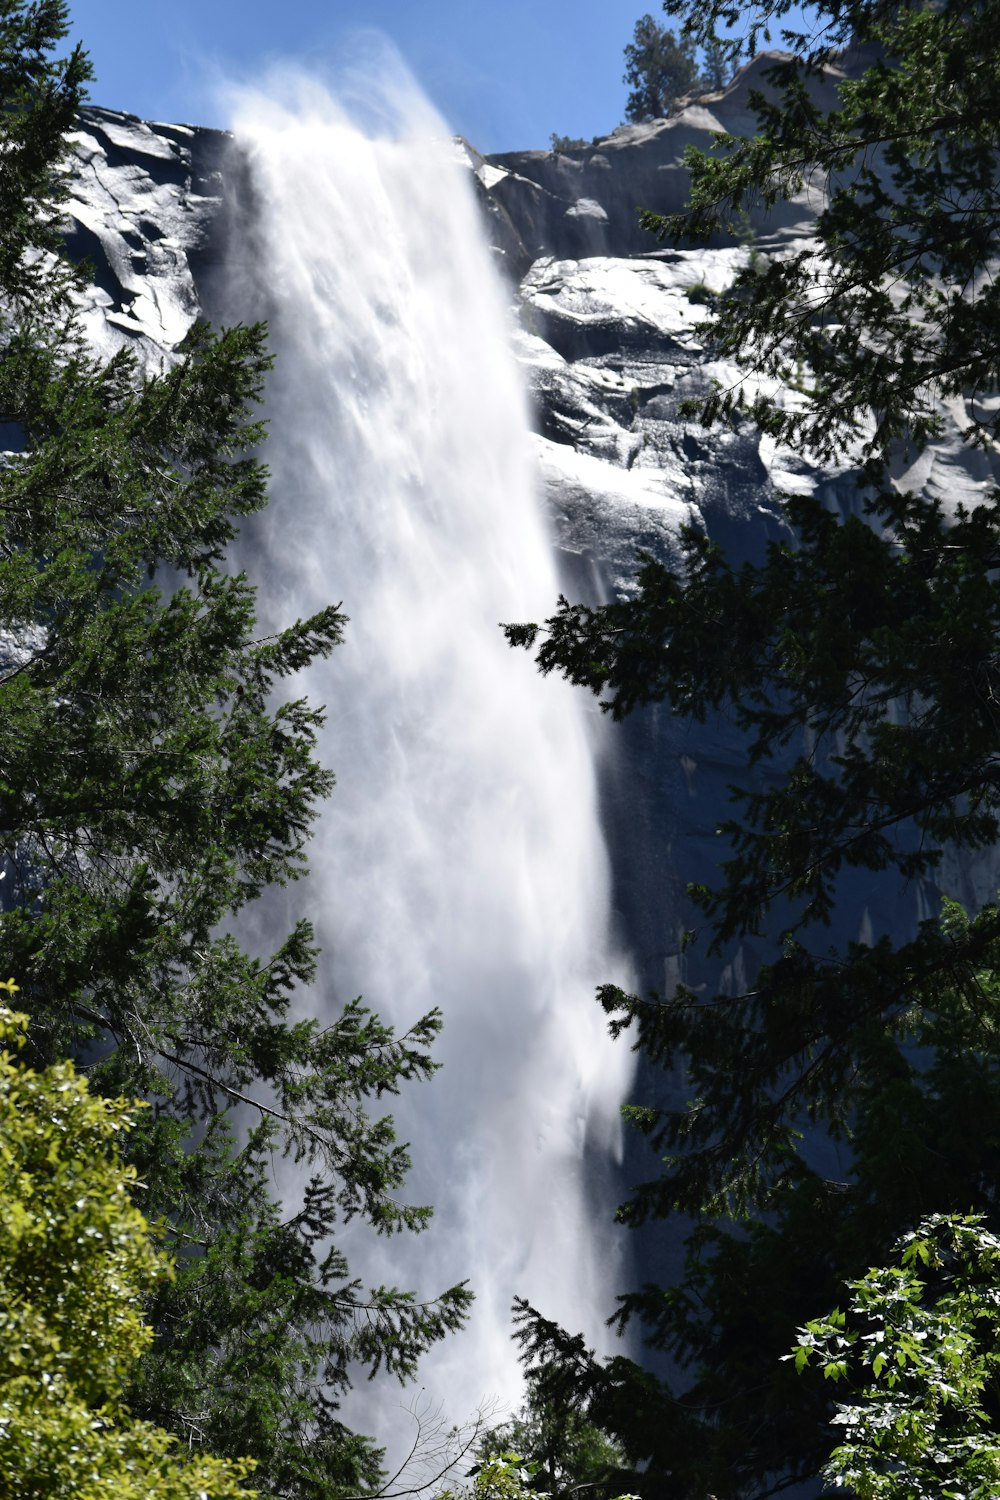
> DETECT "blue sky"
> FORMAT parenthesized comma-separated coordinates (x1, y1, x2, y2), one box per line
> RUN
(67, 2, 812, 155)
(68, 1, 651, 152)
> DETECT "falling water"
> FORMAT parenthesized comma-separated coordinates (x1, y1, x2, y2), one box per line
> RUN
(224, 60, 635, 1452)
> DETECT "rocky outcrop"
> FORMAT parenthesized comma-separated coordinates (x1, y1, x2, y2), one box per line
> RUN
(64, 106, 229, 367)
(465, 51, 841, 276)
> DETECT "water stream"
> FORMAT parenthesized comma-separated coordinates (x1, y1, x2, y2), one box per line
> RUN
(224, 62, 635, 1454)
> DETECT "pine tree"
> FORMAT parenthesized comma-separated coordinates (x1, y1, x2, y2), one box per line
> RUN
(622, 15, 700, 121)
(0, 5, 471, 1495)
(476, 1364, 626, 1500)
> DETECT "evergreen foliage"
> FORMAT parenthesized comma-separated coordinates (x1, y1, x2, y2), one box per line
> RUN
(477, 1365, 626, 1500)
(622, 16, 700, 121)
(0, 5, 471, 1495)
(510, 1, 1000, 1492)
(622, 12, 735, 122)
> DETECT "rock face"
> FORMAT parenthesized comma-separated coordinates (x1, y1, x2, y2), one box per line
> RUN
(463, 53, 841, 275)
(61, 72, 1000, 1326)
(64, 107, 229, 366)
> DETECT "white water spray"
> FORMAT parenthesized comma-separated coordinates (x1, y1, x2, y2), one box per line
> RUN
(225, 61, 635, 1448)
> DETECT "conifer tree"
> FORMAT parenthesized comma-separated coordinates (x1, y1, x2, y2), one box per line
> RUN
(0, 5, 471, 1495)
(622, 15, 700, 121)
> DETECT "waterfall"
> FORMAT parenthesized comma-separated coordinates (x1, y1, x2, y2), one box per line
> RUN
(223, 60, 635, 1453)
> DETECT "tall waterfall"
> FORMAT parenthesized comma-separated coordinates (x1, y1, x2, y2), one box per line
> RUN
(224, 62, 635, 1447)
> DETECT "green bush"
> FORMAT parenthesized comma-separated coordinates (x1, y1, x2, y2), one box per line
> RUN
(0, 986, 256, 1499)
